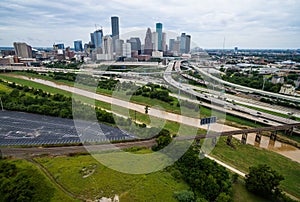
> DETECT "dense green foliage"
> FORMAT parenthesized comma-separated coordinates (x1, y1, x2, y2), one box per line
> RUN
(131, 83, 174, 103)
(245, 164, 297, 202)
(222, 70, 282, 93)
(0, 80, 116, 124)
(173, 146, 233, 202)
(44, 61, 83, 69)
(152, 129, 172, 151)
(0, 161, 54, 202)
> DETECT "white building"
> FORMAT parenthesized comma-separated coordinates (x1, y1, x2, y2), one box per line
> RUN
(122, 43, 131, 58)
(279, 84, 296, 95)
(152, 32, 158, 51)
(152, 51, 163, 58)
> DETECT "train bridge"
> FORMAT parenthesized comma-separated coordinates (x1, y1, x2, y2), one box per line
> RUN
(176, 122, 300, 145)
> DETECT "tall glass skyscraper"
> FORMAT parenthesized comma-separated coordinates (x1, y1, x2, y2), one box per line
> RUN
(74, 40, 83, 52)
(111, 16, 119, 39)
(94, 29, 103, 48)
(156, 23, 163, 51)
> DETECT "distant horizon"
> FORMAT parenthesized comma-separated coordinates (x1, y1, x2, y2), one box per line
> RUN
(1, 46, 299, 51)
(1, 1, 299, 49)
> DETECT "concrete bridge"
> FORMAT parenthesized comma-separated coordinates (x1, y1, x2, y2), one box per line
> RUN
(176, 122, 300, 145)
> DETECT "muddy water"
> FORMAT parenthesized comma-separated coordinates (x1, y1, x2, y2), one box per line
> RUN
(234, 134, 300, 164)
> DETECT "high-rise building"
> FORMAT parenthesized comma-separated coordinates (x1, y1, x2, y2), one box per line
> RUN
(169, 39, 175, 52)
(180, 33, 186, 54)
(122, 43, 131, 58)
(156, 23, 163, 51)
(111, 16, 120, 53)
(144, 28, 152, 55)
(94, 29, 103, 48)
(90, 33, 95, 45)
(111, 16, 119, 39)
(74, 40, 83, 52)
(185, 35, 191, 53)
(103, 35, 113, 60)
(152, 32, 158, 51)
(173, 40, 181, 55)
(127, 37, 141, 55)
(13, 42, 32, 58)
(115, 39, 124, 56)
(162, 32, 167, 52)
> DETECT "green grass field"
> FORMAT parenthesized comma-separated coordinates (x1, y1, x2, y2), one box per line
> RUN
(35, 155, 189, 201)
(232, 178, 271, 202)
(211, 137, 300, 199)
(2, 159, 78, 202)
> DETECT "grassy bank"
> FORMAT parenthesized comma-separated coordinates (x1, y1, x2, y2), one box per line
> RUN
(211, 137, 300, 198)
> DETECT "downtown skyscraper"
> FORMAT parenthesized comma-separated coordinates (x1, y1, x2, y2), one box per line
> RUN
(156, 23, 163, 51)
(111, 16, 119, 39)
(144, 28, 152, 55)
(111, 16, 120, 53)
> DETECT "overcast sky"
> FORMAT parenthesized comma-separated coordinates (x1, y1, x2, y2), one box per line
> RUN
(0, 0, 299, 49)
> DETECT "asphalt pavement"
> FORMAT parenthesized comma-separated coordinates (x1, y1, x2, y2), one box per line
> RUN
(0, 110, 134, 146)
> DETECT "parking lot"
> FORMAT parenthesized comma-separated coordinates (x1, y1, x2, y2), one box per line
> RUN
(0, 111, 134, 146)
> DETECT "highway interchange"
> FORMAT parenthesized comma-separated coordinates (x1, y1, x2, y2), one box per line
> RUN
(1, 60, 300, 146)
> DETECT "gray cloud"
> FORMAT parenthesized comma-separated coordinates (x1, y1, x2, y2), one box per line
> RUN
(0, 0, 299, 48)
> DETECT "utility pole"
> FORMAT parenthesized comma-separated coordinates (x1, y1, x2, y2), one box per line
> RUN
(0, 97, 3, 111)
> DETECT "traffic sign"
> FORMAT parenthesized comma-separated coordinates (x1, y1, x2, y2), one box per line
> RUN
(200, 116, 217, 125)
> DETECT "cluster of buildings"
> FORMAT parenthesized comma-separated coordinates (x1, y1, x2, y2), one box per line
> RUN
(83, 16, 192, 62)
(0, 16, 192, 66)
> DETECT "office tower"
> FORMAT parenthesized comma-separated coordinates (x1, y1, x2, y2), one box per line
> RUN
(152, 32, 158, 51)
(156, 23, 163, 51)
(13, 42, 32, 58)
(169, 39, 175, 52)
(122, 43, 131, 58)
(111, 16, 119, 39)
(94, 29, 103, 48)
(74, 40, 83, 52)
(180, 33, 186, 54)
(102, 35, 113, 60)
(115, 39, 124, 56)
(90, 33, 95, 45)
(127, 37, 141, 55)
(185, 35, 191, 53)
(173, 40, 181, 55)
(162, 32, 167, 52)
(144, 28, 152, 55)
(111, 16, 120, 53)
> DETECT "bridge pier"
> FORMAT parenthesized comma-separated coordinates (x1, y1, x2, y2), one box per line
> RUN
(285, 128, 294, 136)
(212, 137, 217, 146)
(241, 133, 248, 144)
(270, 132, 277, 141)
(255, 132, 262, 144)
(226, 136, 232, 145)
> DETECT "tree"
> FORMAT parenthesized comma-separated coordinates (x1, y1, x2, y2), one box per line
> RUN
(145, 105, 150, 114)
(174, 190, 195, 202)
(245, 164, 284, 197)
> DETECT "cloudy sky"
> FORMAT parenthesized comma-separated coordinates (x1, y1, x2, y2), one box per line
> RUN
(0, 0, 299, 49)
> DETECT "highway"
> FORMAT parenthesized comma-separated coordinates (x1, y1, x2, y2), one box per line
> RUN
(164, 61, 299, 126)
(193, 64, 300, 103)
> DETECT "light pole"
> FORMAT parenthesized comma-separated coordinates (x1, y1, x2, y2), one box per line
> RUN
(0, 97, 3, 111)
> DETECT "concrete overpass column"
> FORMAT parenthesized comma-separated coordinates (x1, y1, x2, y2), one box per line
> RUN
(285, 127, 294, 136)
(212, 137, 217, 146)
(270, 132, 277, 141)
(255, 132, 262, 144)
(241, 133, 248, 144)
(226, 136, 232, 145)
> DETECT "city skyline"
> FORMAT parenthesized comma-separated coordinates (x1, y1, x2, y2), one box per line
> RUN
(0, 0, 300, 49)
